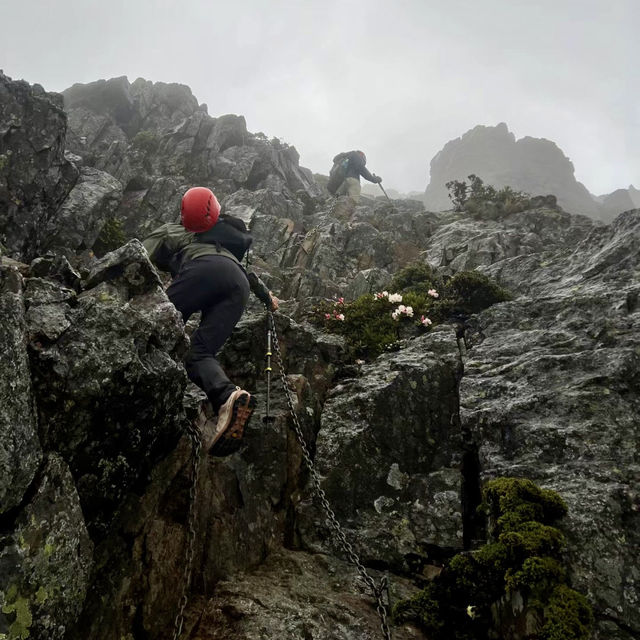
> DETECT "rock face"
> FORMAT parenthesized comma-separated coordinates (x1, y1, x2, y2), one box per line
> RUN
(0, 265, 41, 513)
(1, 73, 639, 640)
(424, 122, 604, 219)
(297, 328, 465, 571)
(598, 186, 639, 220)
(0, 72, 78, 260)
(61, 76, 321, 242)
(460, 209, 640, 637)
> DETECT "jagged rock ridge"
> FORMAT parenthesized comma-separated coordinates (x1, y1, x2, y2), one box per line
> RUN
(1, 72, 639, 640)
(424, 122, 633, 221)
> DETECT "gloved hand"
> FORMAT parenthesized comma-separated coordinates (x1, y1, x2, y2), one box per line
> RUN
(373, 175, 382, 183)
(269, 292, 279, 312)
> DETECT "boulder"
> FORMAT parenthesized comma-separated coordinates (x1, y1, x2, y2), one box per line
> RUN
(0, 454, 93, 640)
(48, 166, 123, 253)
(0, 72, 78, 260)
(26, 240, 188, 537)
(297, 328, 464, 571)
(0, 266, 41, 513)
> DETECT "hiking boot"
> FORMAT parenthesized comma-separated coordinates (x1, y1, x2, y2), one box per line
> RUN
(209, 387, 256, 456)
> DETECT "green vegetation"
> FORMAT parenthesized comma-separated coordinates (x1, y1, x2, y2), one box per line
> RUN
(131, 130, 159, 154)
(314, 262, 511, 360)
(93, 217, 127, 256)
(392, 478, 594, 640)
(1, 585, 33, 639)
(445, 174, 532, 217)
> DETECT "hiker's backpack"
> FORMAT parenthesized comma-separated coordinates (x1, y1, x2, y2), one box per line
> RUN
(326, 155, 350, 195)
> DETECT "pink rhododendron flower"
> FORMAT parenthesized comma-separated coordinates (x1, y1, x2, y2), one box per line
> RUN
(335, 313, 345, 321)
(388, 293, 403, 303)
(324, 313, 331, 320)
(428, 289, 439, 298)
(421, 315, 433, 326)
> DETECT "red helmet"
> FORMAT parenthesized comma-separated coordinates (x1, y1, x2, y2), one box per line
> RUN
(180, 187, 220, 232)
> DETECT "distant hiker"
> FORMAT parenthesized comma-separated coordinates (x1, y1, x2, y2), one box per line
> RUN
(327, 150, 382, 200)
(143, 187, 278, 454)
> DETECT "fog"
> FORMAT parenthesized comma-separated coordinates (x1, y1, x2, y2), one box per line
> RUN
(1, 0, 637, 194)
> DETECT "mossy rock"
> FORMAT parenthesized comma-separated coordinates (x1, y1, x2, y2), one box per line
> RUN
(93, 217, 127, 256)
(131, 130, 159, 154)
(393, 477, 592, 640)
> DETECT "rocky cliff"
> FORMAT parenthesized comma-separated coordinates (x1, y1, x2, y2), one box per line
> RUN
(423, 123, 626, 221)
(1, 72, 638, 640)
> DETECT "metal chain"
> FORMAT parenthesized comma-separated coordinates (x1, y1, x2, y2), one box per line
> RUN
(267, 311, 393, 640)
(172, 419, 203, 640)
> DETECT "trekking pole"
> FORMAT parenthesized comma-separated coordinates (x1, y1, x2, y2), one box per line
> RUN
(263, 319, 275, 423)
(378, 182, 392, 202)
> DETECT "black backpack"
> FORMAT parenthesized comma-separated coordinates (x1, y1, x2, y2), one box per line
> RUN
(326, 154, 350, 195)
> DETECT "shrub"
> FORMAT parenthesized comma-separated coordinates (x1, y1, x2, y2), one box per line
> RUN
(445, 175, 533, 217)
(314, 263, 511, 361)
(131, 130, 159, 154)
(392, 478, 593, 640)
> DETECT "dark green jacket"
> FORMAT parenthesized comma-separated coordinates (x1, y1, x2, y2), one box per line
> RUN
(142, 221, 271, 305)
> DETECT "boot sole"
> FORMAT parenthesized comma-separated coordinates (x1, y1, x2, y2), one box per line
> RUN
(210, 393, 257, 456)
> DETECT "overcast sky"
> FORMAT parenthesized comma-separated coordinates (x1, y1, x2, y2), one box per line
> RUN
(2, 0, 638, 194)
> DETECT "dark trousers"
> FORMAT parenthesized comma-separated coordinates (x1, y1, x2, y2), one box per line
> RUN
(167, 255, 250, 411)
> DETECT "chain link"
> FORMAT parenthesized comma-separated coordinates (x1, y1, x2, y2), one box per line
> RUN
(172, 419, 203, 640)
(268, 311, 393, 640)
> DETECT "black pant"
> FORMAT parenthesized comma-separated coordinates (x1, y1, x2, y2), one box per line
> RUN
(167, 255, 250, 411)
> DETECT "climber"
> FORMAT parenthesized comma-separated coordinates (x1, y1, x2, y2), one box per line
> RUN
(326, 150, 382, 200)
(143, 186, 279, 454)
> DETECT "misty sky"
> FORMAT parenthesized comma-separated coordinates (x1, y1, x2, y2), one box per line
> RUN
(2, 0, 638, 195)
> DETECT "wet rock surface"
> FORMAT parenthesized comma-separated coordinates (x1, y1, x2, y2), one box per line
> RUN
(0, 265, 41, 513)
(297, 328, 464, 571)
(0, 72, 78, 260)
(1, 72, 638, 640)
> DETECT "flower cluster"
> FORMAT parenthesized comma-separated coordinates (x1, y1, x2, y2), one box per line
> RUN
(420, 315, 433, 327)
(428, 288, 439, 298)
(391, 304, 414, 320)
(324, 296, 346, 321)
(373, 291, 403, 303)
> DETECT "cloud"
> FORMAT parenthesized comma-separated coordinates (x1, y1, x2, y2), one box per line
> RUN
(1, 0, 637, 194)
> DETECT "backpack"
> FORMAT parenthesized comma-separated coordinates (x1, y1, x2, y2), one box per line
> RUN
(326, 155, 350, 195)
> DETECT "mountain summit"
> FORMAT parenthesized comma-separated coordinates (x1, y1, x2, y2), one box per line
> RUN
(424, 123, 625, 219)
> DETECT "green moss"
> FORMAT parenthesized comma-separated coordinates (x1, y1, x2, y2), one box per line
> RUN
(505, 556, 565, 593)
(392, 582, 446, 636)
(93, 217, 127, 256)
(540, 585, 594, 640)
(2, 594, 32, 639)
(392, 477, 592, 640)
